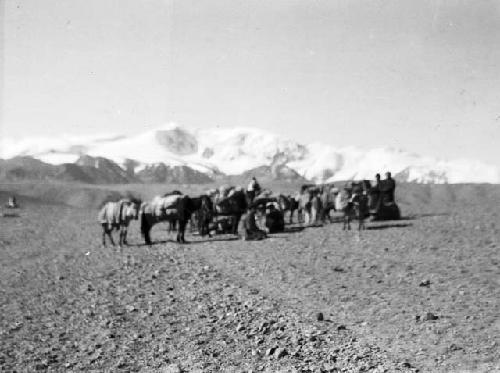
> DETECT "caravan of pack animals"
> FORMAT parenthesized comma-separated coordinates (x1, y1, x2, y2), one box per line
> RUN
(97, 172, 399, 247)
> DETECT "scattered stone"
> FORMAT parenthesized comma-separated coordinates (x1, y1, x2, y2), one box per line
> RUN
(274, 347, 288, 359)
(415, 315, 421, 322)
(425, 312, 439, 321)
(265, 347, 277, 356)
(419, 279, 431, 287)
(316, 312, 324, 321)
(125, 305, 136, 313)
(337, 325, 347, 331)
(236, 323, 245, 332)
(401, 361, 413, 368)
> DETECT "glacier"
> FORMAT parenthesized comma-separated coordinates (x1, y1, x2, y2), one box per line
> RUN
(1, 123, 499, 184)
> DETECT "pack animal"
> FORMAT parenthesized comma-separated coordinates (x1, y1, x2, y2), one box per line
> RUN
(214, 190, 248, 235)
(98, 199, 141, 247)
(342, 191, 369, 230)
(278, 194, 299, 224)
(140, 194, 213, 244)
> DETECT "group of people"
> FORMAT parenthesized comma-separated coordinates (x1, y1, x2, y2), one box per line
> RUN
(240, 171, 398, 240)
(373, 172, 396, 204)
(241, 177, 284, 240)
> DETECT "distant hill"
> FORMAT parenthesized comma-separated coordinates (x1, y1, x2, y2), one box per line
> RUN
(0, 155, 215, 185)
(2, 123, 498, 184)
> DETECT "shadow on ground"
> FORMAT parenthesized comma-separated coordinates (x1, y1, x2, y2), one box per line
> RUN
(366, 223, 413, 230)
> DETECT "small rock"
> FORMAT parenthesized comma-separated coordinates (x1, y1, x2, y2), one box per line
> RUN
(236, 323, 245, 332)
(316, 312, 324, 321)
(265, 347, 276, 356)
(152, 270, 160, 279)
(274, 347, 288, 359)
(415, 315, 421, 322)
(125, 305, 136, 313)
(337, 325, 347, 331)
(425, 312, 439, 321)
(419, 279, 431, 287)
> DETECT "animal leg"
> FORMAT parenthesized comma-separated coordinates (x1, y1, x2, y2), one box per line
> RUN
(107, 231, 116, 246)
(122, 228, 128, 245)
(102, 230, 107, 246)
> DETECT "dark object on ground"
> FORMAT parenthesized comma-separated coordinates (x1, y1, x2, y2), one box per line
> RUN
(425, 312, 439, 321)
(265, 208, 285, 233)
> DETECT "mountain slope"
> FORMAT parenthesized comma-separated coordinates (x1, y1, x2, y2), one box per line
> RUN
(1, 124, 499, 184)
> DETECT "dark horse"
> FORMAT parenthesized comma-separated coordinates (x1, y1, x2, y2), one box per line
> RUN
(140, 194, 213, 244)
(214, 190, 248, 235)
(278, 194, 299, 224)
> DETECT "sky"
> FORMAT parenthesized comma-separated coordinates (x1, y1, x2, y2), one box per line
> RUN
(1, 0, 500, 166)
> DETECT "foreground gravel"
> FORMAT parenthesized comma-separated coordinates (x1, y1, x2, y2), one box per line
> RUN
(1, 198, 499, 372)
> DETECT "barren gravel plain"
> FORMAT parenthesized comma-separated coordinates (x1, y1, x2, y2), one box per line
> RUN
(1, 182, 499, 372)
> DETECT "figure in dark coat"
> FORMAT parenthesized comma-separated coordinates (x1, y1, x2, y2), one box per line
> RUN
(384, 172, 396, 203)
(243, 207, 267, 240)
(265, 204, 285, 233)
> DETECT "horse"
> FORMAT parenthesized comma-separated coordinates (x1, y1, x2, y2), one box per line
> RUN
(98, 198, 141, 247)
(162, 190, 182, 231)
(214, 189, 248, 235)
(342, 192, 369, 231)
(278, 194, 299, 224)
(140, 194, 213, 244)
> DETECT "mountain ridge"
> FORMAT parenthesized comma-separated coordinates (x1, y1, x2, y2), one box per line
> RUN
(1, 123, 499, 184)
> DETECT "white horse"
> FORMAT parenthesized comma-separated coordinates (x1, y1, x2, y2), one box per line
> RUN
(98, 199, 140, 247)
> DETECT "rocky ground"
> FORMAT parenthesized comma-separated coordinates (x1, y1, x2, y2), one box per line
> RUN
(0, 185, 499, 372)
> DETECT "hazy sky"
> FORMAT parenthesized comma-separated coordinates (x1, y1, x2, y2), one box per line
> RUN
(2, 0, 500, 166)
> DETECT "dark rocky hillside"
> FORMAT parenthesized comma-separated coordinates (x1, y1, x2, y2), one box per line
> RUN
(136, 163, 214, 184)
(0, 156, 214, 185)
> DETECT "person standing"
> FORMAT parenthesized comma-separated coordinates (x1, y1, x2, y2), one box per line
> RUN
(385, 172, 396, 203)
(373, 173, 381, 190)
(246, 177, 261, 204)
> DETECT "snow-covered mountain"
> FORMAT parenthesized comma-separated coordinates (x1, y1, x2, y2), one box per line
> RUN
(1, 123, 499, 184)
